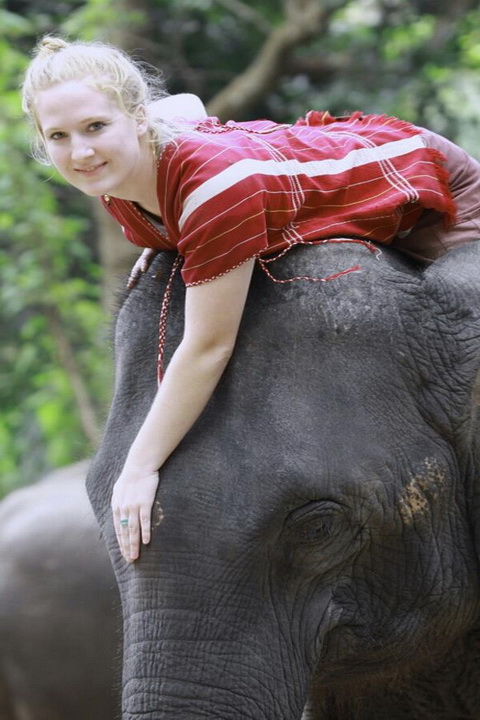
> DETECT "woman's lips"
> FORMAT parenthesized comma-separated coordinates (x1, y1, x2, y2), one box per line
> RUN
(74, 162, 107, 174)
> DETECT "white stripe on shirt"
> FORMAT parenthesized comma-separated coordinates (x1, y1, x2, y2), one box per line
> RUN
(178, 135, 425, 230)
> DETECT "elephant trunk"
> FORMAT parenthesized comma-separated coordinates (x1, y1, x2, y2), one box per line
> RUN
(113, 506, 334, 719)
(120, 610, 311, 719)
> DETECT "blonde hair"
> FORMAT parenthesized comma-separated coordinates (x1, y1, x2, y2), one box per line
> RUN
(22, 35, 180, 164)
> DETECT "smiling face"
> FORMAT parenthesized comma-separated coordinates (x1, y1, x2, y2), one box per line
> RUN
(35, 79, 153, 202)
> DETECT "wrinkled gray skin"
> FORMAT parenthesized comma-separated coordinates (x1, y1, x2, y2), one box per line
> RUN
(87, 241, 480, 720)
(0, 461, 121, 720)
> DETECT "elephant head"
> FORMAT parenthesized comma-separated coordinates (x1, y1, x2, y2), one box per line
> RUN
(87, 241, 480, 719)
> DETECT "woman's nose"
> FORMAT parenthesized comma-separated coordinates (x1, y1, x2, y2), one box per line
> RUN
(71, 135, 95, 161)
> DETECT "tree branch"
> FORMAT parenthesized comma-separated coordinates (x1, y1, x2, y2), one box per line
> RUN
(213, 0, 272, 34)
(206, 0, 348, 120)
(287, 53, 342, 80)
(45, 306, 101, 447)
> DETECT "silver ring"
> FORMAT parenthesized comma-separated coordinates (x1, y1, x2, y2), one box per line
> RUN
(120, 518, 129, 527)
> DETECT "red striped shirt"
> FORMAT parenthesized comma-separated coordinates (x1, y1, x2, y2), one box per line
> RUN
(100, 111, 456, 285)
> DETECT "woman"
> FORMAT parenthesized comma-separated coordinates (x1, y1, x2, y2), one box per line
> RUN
(22, 36, 480, 563)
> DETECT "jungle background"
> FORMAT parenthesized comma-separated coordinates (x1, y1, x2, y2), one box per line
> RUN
(1, 0, 480, 497)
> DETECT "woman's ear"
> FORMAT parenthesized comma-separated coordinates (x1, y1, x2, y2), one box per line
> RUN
(135, 104, 149, 137)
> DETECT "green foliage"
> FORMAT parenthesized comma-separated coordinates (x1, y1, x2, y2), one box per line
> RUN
(260, 0, 480, 152)
(63, 0, 145, 41)
(382, 16, 436, 62)
(130, 0, 283, 100)
(2, 0, 480, 497)
(458, 10, 480, 69)
(0, 25, 110, 496)
(0, 10, 33, 36)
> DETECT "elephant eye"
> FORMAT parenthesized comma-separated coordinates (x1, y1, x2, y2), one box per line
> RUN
(285, 501, 344, 546)
(296, 519, 335, 544)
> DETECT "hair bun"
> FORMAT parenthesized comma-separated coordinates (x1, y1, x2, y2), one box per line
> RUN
(37, 36, 68, 55)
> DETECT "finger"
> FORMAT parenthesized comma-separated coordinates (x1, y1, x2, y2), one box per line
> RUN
(140, 509, 151, 546)
(127, 521, 141, 561)
(141, 249, 157, 272)
(112, 514, 123, 547)
(127, 267, 141, 290)
(114, 513, 131, 560)
(113, 525, 122, 555)
(140, 250, 153, 272)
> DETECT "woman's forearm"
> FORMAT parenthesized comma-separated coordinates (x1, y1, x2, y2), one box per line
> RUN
(111, 261, 254, 561)
(124, 341, 232, 475)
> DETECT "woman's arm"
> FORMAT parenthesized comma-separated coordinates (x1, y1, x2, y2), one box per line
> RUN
(111, 259, 255, 561)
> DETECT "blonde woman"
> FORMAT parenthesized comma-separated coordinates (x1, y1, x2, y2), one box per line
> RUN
(22, 36, 480, 563)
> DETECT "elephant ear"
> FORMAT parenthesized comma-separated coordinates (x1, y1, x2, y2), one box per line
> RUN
(422, 243, 480, 556)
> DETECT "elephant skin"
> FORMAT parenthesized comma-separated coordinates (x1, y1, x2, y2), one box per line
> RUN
(87, 241, 480, 719)
(0, 460, 121, 720)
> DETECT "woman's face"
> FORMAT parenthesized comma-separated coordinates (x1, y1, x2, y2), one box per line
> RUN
(35, 79, 149, 200)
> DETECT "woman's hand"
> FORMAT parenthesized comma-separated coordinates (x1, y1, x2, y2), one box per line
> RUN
(127, 248, 159, 290)
(111, 467, 160, 562)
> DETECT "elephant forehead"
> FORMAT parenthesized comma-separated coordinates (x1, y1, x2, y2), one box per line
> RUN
(159, 417, 449, 522)
(115, 244, 421, 375)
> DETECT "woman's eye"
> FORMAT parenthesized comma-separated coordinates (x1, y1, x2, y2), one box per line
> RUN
(49, 132, 66, 141)
(88, 122, 106, 132)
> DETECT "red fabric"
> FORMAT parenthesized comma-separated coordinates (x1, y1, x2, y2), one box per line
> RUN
(100, 111, 456, 285)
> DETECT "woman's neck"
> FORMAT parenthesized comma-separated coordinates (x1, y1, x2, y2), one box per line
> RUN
(128, 144, 161, 215)
(136, 202, 162, 220)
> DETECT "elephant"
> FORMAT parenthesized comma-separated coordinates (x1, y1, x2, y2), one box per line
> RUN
(86, 239, 480, 719)
(0, 461, 121, 720)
